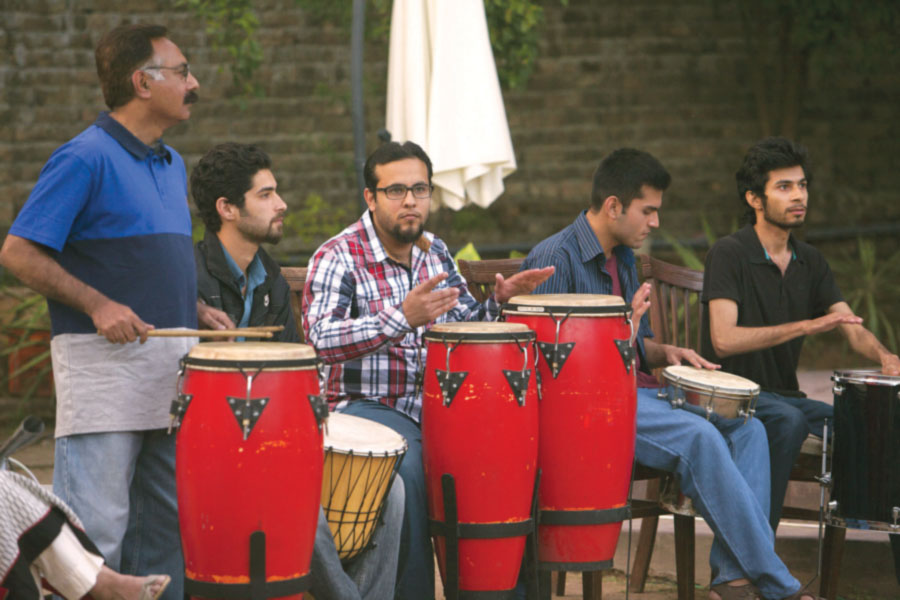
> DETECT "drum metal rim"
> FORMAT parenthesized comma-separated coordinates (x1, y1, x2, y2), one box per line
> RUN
(502, 303, 631, 317)
(182, 356, 318, 371)
(422, 330, 536, 343)
(832, 368, 900, 386)
(324, 442, 409, 456)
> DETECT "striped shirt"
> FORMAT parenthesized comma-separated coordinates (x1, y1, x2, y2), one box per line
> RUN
(520, 210, 655, 376)
(303, 211, 498, 422)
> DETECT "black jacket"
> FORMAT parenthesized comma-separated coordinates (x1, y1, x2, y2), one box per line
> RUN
(194, 231, 301, 343)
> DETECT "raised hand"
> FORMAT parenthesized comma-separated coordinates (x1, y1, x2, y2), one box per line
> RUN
(197, 302, 236, 330)
(402, 273, 460, 328)
(494, 266, 555, 305)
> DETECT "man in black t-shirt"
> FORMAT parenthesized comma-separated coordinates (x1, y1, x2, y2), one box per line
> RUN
(701, 137, 900, 530)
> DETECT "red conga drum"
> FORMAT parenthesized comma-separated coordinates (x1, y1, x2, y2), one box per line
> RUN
(422, 322, 539, 596)
(173, 342, 327, 599)
(503, 294, 636, 570)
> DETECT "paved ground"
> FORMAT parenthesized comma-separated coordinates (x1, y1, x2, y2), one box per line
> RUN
(3, 370, 898, 598)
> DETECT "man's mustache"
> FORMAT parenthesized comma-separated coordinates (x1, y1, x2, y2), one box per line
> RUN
(184, 90, 199, 105)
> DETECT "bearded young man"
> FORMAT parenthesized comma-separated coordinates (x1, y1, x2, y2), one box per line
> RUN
(701, 136, 900, 531)
(302, 141, 553, 600)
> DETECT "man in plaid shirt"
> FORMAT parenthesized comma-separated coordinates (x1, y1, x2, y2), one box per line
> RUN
(303, 141, 552, 600)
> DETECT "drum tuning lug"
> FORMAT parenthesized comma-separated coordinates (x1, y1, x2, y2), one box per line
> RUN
(227, 395, 270, 439)
(308, 395, 330, 429)
(436, 370, 468, 407)
(827, 500, 838, 514)
(167, 393, 193, 434)
(832, 383, 844, 396)
(657, 389, 667, 401)
(503, 369, 531, 406)
(613, 339, 635, 373)
(536, 341, 575, 379)
(816, 472, 832, 487)
(893, 507, 900, 528)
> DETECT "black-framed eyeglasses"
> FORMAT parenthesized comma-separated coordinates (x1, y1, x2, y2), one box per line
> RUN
(142, 63, 191, 81)
(375, 183, 433, 201)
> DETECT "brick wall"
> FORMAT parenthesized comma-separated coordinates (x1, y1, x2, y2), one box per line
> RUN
(2, 0, 898, 262)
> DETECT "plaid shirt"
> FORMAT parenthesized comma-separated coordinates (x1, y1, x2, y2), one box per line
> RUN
(302, 211, 498, 422)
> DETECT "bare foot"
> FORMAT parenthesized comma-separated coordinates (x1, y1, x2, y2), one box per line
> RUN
(90, 566, 170, 600)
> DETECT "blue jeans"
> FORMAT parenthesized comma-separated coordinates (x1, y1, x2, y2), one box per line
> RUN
(636, 387, 801, 598)
(53, 430, 183, 600)
(340, 400, 434, 600)
(754, 391, 833, 531)
(310, 478, 405, 599)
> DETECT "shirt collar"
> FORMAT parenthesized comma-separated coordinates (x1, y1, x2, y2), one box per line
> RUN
(741, 224, 800, 265)
(222, 245, 265, 294)
(93, 111, 172, 163)
(573, 210, 636, 268)
(360, 210, 434, 266)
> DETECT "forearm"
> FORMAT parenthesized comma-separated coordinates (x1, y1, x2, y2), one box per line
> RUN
(642, 338, 669, 369)
(842, 323, 895, 364)
(0, 235, 106, 316)
(710, 321, 808, 358)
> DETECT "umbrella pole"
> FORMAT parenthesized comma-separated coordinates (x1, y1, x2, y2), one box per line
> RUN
(351, 0, 367, 212)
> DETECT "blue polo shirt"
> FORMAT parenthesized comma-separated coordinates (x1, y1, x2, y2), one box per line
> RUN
(9, 112, 197, 336)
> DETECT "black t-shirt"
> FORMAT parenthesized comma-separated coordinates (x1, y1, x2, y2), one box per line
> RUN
(700, 225, 843, 395)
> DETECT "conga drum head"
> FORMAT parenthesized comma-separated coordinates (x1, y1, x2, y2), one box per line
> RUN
(503, 294, 628, 316)
(661, 366, 759, 421)
(184, 341, 317, 370)
(424, 321, 534, 343)
(322, 413, 407, 561)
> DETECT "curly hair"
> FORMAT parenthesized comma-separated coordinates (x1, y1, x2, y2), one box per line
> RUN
(190, 143, 272, 232)
(736, 137, 812, 224)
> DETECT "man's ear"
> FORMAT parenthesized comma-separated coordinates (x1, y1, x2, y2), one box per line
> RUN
(216, 197, 238, 223)
(602, 195, 621, 219)
(131, 70, 151, 99)
(745, 190, 763, 211)
(363, 188, 376, 211)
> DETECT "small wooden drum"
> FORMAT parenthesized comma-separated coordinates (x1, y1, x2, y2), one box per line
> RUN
(174, 342, 327, 600)
(659, 366, 759, 421)
(504, 294, 636, 571)
(321, 412, 407, 561)
(423, 322, 539, 596)
(829, 369, 900, 532)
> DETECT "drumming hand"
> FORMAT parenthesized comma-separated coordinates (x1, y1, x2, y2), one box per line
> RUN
(805, 312, 862, 336)
(630, 282, 652, 336)
(403, 273, 460, 328)
(91, 298, 153, 344)
(665, 345, 720, 370)
(882, 353, 900, 376)
(494, 266, 555, 305)
(197, 301, 236, 330)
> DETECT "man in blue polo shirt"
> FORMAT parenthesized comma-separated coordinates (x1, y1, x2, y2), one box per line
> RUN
(0, 24, 200, 599)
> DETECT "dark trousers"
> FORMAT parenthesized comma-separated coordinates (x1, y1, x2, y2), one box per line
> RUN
(754, 391, 833, 531)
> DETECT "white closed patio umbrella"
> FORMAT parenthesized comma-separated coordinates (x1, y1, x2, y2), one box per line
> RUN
(385, 0, 516, 211)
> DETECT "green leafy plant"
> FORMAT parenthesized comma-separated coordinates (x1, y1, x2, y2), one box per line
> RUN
(180, 0, 569, 101)
(828, 237, 900, 354)
(0, 289, 53, 404)
(282, 192, 348, 244)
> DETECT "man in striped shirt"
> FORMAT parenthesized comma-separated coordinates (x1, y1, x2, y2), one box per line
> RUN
(521, 148, 819, 600)
(303, 141, 552, 600)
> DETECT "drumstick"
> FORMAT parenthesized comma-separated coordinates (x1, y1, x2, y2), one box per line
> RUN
(113, 328, 275, 338)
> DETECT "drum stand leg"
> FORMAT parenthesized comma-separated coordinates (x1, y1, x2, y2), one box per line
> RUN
(435, 472, 538, 600)
(524, 470, 542, 600)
